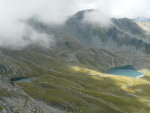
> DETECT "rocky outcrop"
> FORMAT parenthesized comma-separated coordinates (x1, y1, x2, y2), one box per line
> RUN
(0, 74, 66, 113)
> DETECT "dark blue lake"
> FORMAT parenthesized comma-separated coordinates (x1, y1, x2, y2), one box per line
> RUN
(105, 65, 144, 78)
(10, 77, 32, 82)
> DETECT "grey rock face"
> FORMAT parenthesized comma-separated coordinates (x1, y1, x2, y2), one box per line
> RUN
(0, 74, 66, 113)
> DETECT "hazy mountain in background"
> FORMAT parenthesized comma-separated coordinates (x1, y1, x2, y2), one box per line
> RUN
(135, 17, 150, 34)
(135, 17, 150, 22)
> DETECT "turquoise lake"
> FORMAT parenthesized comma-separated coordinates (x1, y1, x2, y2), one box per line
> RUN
(105, 65, 144, 78)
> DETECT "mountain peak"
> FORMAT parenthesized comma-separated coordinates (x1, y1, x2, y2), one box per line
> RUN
(74, 9, 96, 15)
(67, 9, 112, 28)
(72, 9, 97, 20)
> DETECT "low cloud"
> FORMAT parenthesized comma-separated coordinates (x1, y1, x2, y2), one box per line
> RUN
(23, 26, 55, 49)
(0, 22, 55, 50)
(82, 10, 112, 27)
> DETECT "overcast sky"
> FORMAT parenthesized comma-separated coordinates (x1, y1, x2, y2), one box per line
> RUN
(0, 0, 150, 22)
(0, 0, 149, 49)
(0, 0, 150, 26)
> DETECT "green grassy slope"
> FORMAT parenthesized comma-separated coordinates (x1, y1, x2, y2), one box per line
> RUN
(0, 48, 149, 113)
(18, 64, 150, 113)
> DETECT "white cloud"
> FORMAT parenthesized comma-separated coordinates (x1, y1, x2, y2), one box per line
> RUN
(23, 26, 55, 49)
(83, 10, 112, 27)
(0, 24, 55, 50)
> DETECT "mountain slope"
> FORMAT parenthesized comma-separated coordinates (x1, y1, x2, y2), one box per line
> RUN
(0, 9, 150, 113)
(66, 10, 150, 54)
(136, 22, 150, 33)
(0, 46, 149, 113)
(0, 47, 148, 113)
